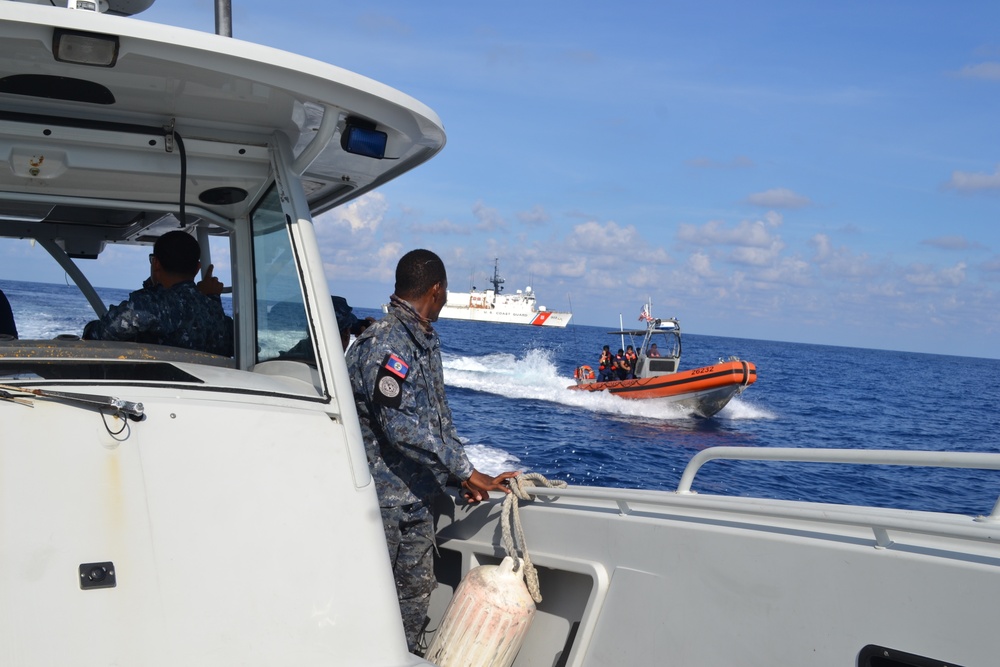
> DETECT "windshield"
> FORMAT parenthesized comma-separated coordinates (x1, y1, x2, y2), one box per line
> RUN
(250, 186, 310, 364)
(651, 332, 681, 358)
(1, 236, 233, 337)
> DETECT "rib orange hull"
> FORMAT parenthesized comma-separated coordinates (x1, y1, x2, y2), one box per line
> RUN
(569, 360, 757, 417)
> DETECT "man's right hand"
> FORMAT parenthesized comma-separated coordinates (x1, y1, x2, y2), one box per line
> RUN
(461, 469, 520, 503)
(197, 264, 225, 297)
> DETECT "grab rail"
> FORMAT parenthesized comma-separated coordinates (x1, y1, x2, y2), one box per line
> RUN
(513, 447, 1000, 546)
(676, 447, 1000, 521)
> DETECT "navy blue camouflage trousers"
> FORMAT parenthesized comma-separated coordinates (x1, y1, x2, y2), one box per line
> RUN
(381, 502, 436, 653)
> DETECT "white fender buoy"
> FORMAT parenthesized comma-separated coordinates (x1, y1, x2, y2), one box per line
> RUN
(425, 556, 536, 667)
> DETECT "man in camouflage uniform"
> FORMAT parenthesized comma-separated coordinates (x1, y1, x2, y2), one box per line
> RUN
(346, 249, 518, 653)
(83, 230, 233, 356)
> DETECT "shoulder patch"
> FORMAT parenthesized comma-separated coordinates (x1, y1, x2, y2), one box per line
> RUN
(374, 352, 409, 408)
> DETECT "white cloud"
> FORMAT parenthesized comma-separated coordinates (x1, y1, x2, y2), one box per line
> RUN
(809, 234, 877, 280)
(955, 62, 1000, 81)
(318, 192, 388, 233)
(921, 236, 978, 251)
(516, 205, 550, 226)
(521, 255, 588, 280)
(903, 262, 967, 288)
(314, 193, 394, 282)
(472, 200, 507, 231)
(687, 251, 713, 277)
(944, 165, 1000, 193)
(982, 256, 1000, 273)
(684, 155, 755, 169)
(811, 233, 833, 261)
(356, 12, 412, 37)
(566, 220, 641, 254)
(745, 188, 812, 209)
(410, 219, 471, 235)
(751, 257, 812, 288)
(677, 215, 783, 248)
(730, 245, 783, 267)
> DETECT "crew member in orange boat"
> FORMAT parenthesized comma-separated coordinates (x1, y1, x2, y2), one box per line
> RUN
(613, 349, 629, 381)
(597, 345, 613, 382)
(625, 345, 638, 379)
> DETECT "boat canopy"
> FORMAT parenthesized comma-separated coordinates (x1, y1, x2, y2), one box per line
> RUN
(0, 2, 445, 255)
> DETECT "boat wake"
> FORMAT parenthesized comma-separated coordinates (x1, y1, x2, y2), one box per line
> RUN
(442, 347, 774, 422)
(463, 442, 526, 477)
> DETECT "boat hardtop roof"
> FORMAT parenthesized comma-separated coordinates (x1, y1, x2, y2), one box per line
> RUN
(0, 1, 445, 253)
(12, 0, 156, 16)
(607, 318, 680, 340)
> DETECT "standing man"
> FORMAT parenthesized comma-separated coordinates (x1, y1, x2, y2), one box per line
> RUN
(346, 249, 518, 653)
(597, 345, 613, 382)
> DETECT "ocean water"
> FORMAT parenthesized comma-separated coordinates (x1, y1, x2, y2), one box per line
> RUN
(432, 315, 1000, 517)
(4, 278, 1000, 517)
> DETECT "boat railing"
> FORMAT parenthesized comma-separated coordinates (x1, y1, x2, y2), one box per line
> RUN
(517, 446, 1000, 545)
(676, 446, 1000, 495)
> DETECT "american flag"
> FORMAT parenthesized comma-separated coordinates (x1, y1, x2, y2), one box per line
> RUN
(638, 304, 652, 322)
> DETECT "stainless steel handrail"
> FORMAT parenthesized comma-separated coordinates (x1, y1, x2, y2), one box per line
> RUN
(676, 447, 1000, 520)
(512, 447, 1000, 544)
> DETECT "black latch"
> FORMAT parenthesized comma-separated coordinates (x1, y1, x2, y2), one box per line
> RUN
(79, 561, 116, 590)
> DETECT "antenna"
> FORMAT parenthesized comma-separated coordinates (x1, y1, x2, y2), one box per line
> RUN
(491, 258, 505, 293)
(215, 0, 232, 37)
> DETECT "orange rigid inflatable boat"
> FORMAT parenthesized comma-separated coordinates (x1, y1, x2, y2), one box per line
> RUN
(569, 307, 757, 417)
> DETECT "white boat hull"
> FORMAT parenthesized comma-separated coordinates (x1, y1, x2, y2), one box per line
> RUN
(1, 371, 410, 665)
(438, 303, 571, 327)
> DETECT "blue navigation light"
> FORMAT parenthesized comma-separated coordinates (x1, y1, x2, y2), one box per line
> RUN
(341, 121, 387, 159)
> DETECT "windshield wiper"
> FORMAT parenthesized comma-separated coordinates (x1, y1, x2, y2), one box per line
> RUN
(0, 387, 33, 407)
(0, 384, 145, 420)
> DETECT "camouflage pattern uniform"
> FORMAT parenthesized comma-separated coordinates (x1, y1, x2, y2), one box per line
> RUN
(346, 296, 474, 653)
(83, 281, 233, 356)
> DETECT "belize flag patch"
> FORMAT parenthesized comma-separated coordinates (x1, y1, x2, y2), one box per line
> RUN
(384, 353, 409, 379)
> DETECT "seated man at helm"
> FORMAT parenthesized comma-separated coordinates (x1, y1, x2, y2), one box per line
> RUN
(83, 230, 233, 356)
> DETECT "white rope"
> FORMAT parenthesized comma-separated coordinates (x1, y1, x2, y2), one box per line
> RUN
(500, 472, 568, 603)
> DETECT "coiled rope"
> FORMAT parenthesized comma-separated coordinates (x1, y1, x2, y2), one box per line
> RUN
(500, 472, 568, 603)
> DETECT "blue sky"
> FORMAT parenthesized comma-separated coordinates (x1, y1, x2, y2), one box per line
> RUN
(7, 1, 1000, 358)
